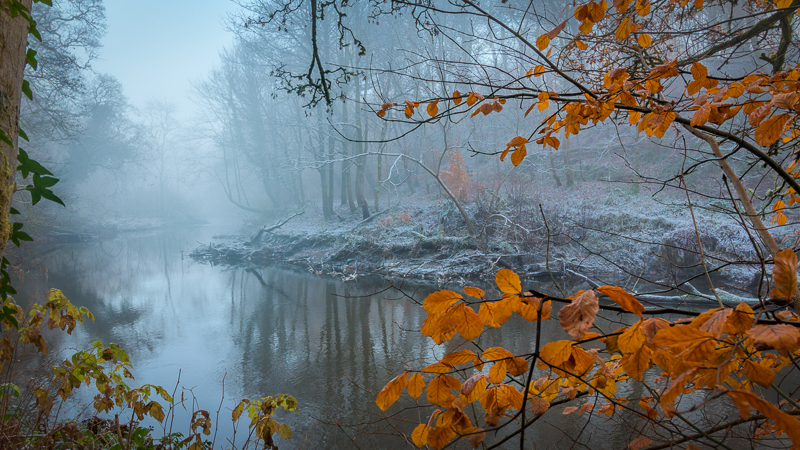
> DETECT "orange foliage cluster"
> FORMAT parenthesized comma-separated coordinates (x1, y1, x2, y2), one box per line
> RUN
(377, 254, 800, 449)
(440, 150, 473, 201)
(377, 0, 800, 220)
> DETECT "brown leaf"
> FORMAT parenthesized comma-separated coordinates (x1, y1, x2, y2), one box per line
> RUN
(558, 290, 599, 340)
(627, 436, 652, 450)
(547, 20, 568, 39)
(770, 249, 798, 301)
(529, 396, 550, 416)
(772, 92, 798, 110)
(691, 102, 712, 126)
(621, 345, 652, 381)
(468, 428, 485, 448)
(640, 318, 671, 344)
(755, 114, 791, 147)
(563, 406, 578, 415)
(747, 325, 800, 351)
(748, 102, 772, 126)
(726, 302, 755, 334)
(691, 62, 707, 81)
(597, 286, 645, 317)
(659, 368, 697, 418)
(743, 360, 776, 388)
(727, 390, 800, 447)
(691, 308, 733, 338)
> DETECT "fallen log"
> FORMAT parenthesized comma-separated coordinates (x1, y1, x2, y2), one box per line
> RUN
(249, 210, 304, 245)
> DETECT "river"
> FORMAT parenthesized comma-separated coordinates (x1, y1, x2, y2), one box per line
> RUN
(9, 225, 746, 449)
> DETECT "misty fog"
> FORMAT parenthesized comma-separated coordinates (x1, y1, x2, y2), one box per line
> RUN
(4, 0, 800, 448)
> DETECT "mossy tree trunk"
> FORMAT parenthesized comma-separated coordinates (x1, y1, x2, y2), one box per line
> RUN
(0, 0, 30, 256)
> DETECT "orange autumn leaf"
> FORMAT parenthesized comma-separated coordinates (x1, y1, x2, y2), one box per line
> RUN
(479, 298, 514, 327)
(452, 90, 462, 105)
(691, 62, 708, 81)
(451, 303, 483, 341)
(653, 324, 714, 348)
(659, 368, 697, 417)
(495, 268, 522, 294)
(482, 346, 513, 362)
(376, 372, 408, 411)
(558, 290, 599, 340)
(536, 34, 550, 50)
(427, 375, 459, 407)
(423, 290, 462, 314)
(597, 286, 645, 317)
(621, 345, 652, 381)
(637, 33, 652, 48)
(426, 426, 456, 450)
(538, 340, 573, 368)
(726, 302, 754, 335)
(427, 100, 439, 117)
(510, 145, 527, 166)
(461, 373, 489, 397)
(411, 424, 430, 447)
(743, 360, 775, 387)
(407, 373, 425, 399)
(770, 249, 798, 301)
(464, 286, 484, 298)
(441, 349, 477, 366)
(618, 320, 646, 353)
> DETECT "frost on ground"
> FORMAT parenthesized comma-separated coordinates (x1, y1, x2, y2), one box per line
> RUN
(191, 180, 795, 296)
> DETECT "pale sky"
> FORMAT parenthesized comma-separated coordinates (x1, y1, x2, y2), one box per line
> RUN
(92, 0, 238, 118)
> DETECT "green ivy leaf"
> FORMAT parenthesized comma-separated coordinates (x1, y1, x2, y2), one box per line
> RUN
(0, 130, 11, 147)
(25, 49, 37, 70)
(21, 80, 32, 101)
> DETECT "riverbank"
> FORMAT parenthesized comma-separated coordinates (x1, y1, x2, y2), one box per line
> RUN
(190, 189, 771, 291)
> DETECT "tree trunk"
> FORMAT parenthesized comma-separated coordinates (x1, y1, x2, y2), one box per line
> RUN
(354, 77, 370, 219)
(326, 134, 334, 214)
(563, 137, 574, 188)
(0, 0, 30, 256)
(550, 153, 562, 188)
(341, 99, 356, 212)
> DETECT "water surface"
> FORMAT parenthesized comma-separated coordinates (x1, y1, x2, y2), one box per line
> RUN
(11, 226, 745, 449)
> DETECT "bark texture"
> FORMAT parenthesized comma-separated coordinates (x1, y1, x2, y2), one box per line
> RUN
(0, 0, 30, 257)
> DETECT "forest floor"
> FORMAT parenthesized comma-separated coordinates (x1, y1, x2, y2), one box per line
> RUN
(190, 184, 783, 295)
